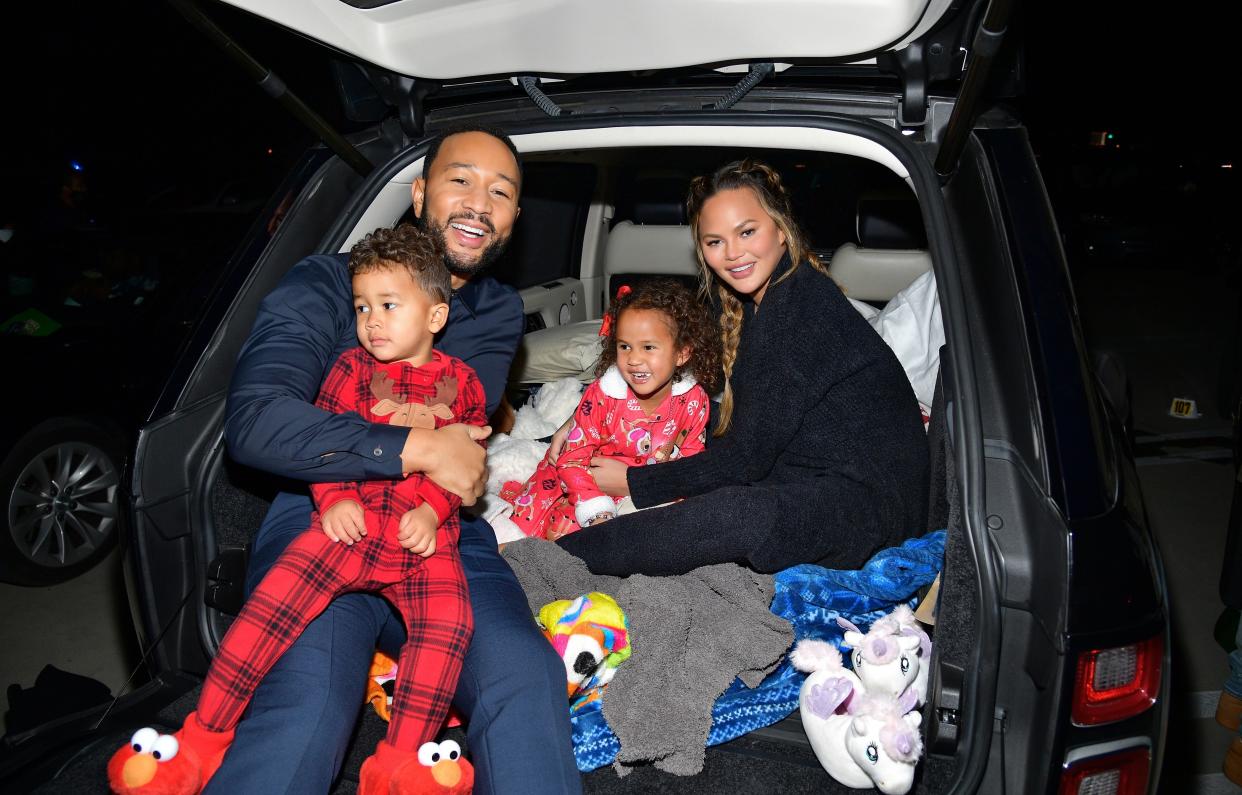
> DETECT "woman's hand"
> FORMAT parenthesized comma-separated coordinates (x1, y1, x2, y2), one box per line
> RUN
(547, 417, 574, 459)
(589, 456, 631, 497)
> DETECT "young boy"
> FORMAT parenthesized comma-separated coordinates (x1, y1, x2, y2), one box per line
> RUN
(108, 224, 486, 795)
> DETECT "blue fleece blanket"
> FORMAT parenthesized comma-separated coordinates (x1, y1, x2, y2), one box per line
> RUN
(569, 530, 946, 772)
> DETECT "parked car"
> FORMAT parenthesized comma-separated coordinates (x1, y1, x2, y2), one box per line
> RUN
(0, 171, 284, 586)
(0, 1, 1169, 793)
(0, 248, 217, 584)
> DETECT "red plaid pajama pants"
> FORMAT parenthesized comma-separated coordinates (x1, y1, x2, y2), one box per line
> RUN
(196, 527, 473, 751)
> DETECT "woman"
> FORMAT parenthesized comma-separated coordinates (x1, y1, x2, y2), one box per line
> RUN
(556, 159, 928, 575)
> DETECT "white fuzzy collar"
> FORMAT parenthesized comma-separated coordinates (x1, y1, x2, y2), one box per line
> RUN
(599, 365, 699, 400)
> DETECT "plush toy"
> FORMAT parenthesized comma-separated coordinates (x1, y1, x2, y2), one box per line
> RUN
(355, 653, 472, 794)
(537, 592, 631, 711)
(387, 740, 473, 795)
(365, 651, 465, 735)
(485, 435, 550, 500)
(841, 691, 924, 795)
(839, 604, 932, 705)
(790, 639, 923, 795)
(107, 720, 233, 795)
(790, 639, 869, 787)
(474, 378, 585, 544)
(508, 378, 585, 440)
(366, 651, 400, 723)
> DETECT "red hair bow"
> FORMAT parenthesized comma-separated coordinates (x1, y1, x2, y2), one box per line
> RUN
(598, 284, 632, 337)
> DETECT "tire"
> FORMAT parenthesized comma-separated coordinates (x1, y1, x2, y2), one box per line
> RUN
(0, 419, 126, 586)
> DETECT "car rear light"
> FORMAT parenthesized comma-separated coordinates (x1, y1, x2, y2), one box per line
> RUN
(1071, 635, 1162, 725)
(1058, 746, 1150, 795)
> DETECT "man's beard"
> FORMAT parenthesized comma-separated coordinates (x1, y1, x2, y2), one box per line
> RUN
(420, 212, 511, 280)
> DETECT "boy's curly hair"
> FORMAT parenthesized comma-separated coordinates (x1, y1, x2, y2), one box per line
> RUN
(595, 278, 722, 394)
(348, 223, 450, 304)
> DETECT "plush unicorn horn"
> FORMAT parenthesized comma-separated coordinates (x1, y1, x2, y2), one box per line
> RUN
(844, 688, 924, 795)
(874, 605, 934, 699)
(839, 607, 932, 705)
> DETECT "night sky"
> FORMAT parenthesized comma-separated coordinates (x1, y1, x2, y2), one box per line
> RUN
(0, 1, 1235, 224)
(0, 3, 333, 220)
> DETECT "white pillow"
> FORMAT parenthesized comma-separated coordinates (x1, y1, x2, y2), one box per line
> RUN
(848, 297, 880, 321)
(511, 320, 604, 383)
(864, 270, 943, 409)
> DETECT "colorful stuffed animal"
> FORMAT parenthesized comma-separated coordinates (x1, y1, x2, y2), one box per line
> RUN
(537, 592, 631, 711)
(839, 604, 932, 705)
(365, 651, 464, 734)
(366, 651, 400, 723)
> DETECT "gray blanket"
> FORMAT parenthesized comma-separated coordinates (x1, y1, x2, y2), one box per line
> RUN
(501, 539, 794, 776)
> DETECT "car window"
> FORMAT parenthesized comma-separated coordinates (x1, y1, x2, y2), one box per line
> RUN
(608, 147, 917, 254)
(396, 162, 597, 290)
(491, 162, 596, 289)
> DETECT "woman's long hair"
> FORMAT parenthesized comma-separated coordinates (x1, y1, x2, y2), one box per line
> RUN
(687, 159, 828, 436)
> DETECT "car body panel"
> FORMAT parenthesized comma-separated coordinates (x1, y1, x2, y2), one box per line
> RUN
(218, 0, 955, 80)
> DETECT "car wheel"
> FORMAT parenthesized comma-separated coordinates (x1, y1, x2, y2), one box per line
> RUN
(0, 420, 125, 585)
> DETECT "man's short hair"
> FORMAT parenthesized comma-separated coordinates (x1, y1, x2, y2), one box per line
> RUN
(348, 224, 451, 304)
(421, 123, 522, 186)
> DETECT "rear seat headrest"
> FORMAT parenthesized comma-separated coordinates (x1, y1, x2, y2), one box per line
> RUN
(830, 194, 932, 302)
(604, 220, 699, 277)
(828, 244, 932, 303)
(632, 198, 686, 225)
(856, 197, 927, 249)
(628, 174, 690, 225)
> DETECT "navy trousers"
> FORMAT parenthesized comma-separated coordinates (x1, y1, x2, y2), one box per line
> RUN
(204, 491, 581, 795)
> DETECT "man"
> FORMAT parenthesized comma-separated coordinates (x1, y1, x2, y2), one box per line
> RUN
(211, 126, 581, 794)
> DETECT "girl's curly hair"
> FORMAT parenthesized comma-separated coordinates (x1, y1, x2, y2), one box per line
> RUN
(595, 278, 722, 394)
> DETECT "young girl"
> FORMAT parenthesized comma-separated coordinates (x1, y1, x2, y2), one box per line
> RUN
(556, 160, 928, 576)
(506, 278, 721, 540)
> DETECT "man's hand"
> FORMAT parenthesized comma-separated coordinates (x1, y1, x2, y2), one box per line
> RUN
(589, 456, 632, 497)
(547, 417, 574, 460)
(402, 424, 491, 505)
(398, 503, 440, 558)
(322, 500, 366, 545)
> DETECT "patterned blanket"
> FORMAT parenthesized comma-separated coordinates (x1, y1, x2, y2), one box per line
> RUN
(561, 530, 947, 772)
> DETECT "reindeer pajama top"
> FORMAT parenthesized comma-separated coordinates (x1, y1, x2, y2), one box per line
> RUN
(508, 366, 710, 540)
(196, 348, 487, 752)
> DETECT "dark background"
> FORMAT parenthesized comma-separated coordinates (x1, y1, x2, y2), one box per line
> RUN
(0, 3, 322, 226)
(0, 2, 1235, 225)
(0, 1, 1237, 390)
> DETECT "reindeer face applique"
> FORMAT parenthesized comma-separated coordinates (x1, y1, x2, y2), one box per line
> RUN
(616, 417, 651, 457)
(652, 428, 692, 464)
(370, 371, 458, 429)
